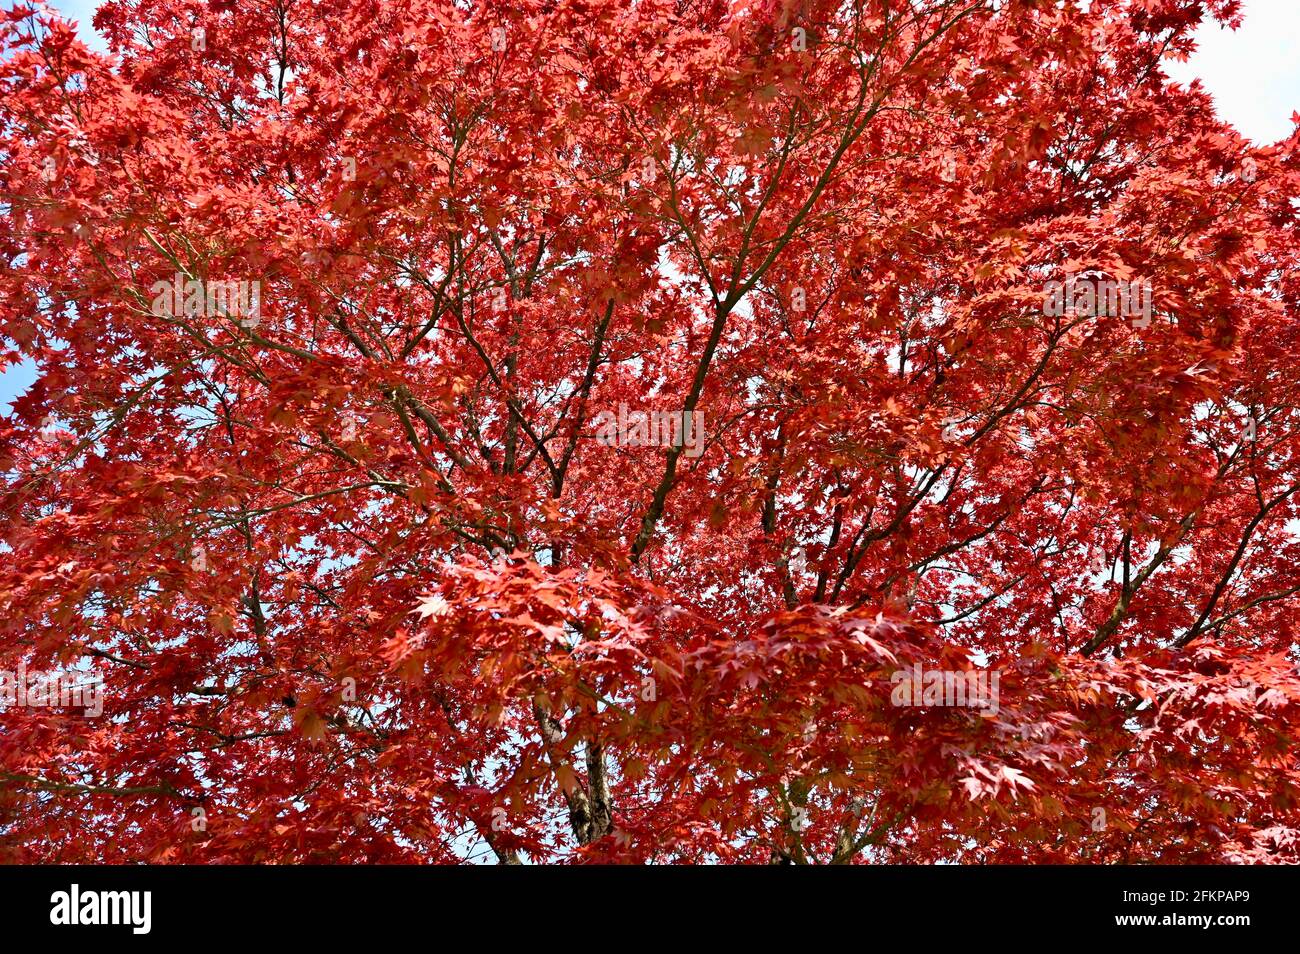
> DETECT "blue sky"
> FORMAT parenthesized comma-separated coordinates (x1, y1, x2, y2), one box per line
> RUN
(3, 0, 1299, 413)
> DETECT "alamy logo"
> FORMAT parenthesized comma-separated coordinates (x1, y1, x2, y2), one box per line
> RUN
(0, 664, 102, 717)
(150, 272, 261, 327)
(593, 404, 705, 458)
(1043, 271, 1152, 328)
(50, 884, 151, 934)
(890, 663, 1000, 715)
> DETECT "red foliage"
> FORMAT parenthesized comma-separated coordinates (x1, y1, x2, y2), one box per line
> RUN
(1, 0, 1298, 863)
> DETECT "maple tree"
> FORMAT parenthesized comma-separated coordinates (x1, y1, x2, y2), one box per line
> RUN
(1, 0, 1299, 864)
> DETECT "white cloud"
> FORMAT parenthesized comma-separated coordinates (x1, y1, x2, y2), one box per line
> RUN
(1163, 0, 1300, 144)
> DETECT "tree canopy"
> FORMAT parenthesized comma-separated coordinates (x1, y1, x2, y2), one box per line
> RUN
(2, 0, 1299, 864)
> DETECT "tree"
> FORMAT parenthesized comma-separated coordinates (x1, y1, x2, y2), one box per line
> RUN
(1, 0, 1298, 864)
